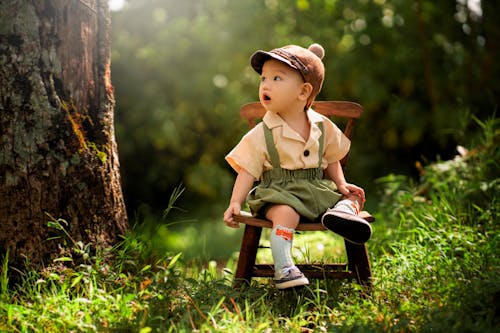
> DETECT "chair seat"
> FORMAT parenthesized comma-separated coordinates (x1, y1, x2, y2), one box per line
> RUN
(233, 210, 375, 231)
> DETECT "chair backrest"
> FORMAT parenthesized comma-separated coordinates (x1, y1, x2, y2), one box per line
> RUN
(239, 101, 363, 167)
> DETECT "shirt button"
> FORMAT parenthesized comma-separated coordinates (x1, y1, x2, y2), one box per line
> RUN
(303, 150, 310, 157)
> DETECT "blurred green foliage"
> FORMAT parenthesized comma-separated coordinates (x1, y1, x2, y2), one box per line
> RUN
(110, 0, 499, 216)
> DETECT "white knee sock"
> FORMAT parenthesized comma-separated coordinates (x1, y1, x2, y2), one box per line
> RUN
(270, 225, 295, 272)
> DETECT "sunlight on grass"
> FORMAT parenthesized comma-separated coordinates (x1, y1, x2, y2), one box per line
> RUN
(153, 218, 244, 262)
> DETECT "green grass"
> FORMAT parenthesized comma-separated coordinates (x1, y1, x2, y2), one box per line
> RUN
(0, 116, 498, 332)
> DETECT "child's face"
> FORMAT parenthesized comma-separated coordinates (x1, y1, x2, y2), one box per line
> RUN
(259, 59, 308, 114)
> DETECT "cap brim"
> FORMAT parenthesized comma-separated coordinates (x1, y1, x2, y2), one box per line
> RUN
(250, 50, 298, 74)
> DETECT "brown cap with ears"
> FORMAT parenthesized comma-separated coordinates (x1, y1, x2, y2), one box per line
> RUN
(250, 43, 325, 109)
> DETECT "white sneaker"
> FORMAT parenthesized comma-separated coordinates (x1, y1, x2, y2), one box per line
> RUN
(274, 265, 309, 289)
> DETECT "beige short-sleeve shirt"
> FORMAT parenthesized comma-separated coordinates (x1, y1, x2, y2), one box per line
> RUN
(225, 109, 350, 180)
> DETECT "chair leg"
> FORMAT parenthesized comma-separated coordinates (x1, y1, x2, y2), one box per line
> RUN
(234, 224, 262, 288)
(345, 240, 372, 287)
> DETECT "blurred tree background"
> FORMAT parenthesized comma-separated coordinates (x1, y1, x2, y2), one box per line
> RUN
(110, 0, 498, 223)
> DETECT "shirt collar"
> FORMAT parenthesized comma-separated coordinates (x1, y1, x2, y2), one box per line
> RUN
(262, 109, 323, 143)
(263, 108, 323, 129)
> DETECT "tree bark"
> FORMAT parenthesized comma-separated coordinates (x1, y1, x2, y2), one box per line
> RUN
(0, 0, 128, 270)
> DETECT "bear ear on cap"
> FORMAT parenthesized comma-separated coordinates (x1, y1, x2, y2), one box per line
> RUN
(308, 43, 325, 60)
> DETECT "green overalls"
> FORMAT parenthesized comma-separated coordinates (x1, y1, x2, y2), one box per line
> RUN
(247, 122, 343, 221)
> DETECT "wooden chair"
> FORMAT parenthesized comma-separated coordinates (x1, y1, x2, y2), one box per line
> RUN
(232, 101, 375, 288)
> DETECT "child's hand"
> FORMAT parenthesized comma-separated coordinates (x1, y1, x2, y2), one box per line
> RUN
(338, 183, 366, 204)
(223, 202, 241, 228)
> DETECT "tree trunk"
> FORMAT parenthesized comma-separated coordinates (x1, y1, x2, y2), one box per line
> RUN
(0, 0, 128, 271)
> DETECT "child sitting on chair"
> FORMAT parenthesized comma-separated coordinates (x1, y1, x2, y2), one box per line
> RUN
(223, 43, 372, 289)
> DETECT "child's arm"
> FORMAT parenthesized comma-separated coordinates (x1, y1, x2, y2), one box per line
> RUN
(223, 169, 256, 228)
(326, 161, 365, 204)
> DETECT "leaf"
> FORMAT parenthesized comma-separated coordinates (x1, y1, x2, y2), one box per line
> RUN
(140, 278, 152, 290)
(167, 252, 182, 269)
(140, 264, 152, 273)
(71, 274, 84, 288)
(53, 257, 73, 262)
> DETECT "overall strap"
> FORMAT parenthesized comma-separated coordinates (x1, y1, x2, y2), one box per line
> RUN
(317, 122, 324, 168)
(263, 124, 281, 169)
(263, 121, 325, 169)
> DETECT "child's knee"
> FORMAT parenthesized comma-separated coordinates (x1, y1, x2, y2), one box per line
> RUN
(266, 205, 300, 228)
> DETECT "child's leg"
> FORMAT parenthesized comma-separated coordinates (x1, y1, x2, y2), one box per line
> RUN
(266, 205, 309, 289)
(321, 195, 372, 244)
(270, 224, 295, 271)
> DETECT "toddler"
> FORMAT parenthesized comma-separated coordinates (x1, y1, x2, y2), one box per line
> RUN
(223, 43, 372, 289)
